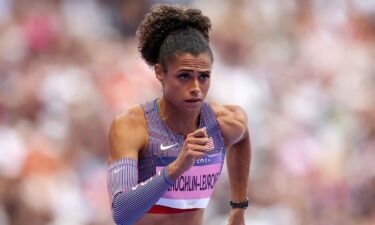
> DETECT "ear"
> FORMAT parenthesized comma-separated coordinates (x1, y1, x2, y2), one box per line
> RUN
(154, 64, 164, 82)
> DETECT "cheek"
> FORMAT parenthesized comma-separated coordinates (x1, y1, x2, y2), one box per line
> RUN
(201, 81, 210, 92)
(163, 80, 181, 96)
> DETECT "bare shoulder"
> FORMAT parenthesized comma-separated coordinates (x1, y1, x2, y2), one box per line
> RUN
(108, 105, 148, 163)
(208, 101, 248, 147)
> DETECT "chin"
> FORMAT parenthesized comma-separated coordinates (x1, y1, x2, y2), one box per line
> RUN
(182, 101, 203, 112)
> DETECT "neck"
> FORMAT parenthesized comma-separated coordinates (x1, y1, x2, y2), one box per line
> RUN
(157, 97, 200, 136)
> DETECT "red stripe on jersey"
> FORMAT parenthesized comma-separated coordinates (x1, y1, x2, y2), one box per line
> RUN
(205, 137, 214, 150)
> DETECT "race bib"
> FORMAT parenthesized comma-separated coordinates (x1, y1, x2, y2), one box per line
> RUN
(155, 152, 223, 209)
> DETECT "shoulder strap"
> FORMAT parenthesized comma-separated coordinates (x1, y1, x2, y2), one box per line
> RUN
(201, 102, 226, 152)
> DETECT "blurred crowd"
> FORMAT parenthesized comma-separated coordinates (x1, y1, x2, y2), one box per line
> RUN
(0, 0, 374, 225)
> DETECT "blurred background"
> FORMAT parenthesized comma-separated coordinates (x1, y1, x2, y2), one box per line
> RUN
(0, 0, 374, 224)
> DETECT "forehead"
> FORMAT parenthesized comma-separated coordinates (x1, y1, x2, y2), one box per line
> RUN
(168, 53, 212, 72)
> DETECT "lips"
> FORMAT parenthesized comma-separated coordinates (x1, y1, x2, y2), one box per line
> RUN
(185, 98, 202, 103)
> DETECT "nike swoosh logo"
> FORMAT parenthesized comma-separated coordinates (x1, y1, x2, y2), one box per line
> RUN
(207, 153, 221, 158)
(160, 143, 178, 151)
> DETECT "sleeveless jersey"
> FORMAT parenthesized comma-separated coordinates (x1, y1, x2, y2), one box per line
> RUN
(139, 100, 227, 209)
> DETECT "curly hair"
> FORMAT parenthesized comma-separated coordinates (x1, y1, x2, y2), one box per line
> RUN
(136, 4, 213, 69)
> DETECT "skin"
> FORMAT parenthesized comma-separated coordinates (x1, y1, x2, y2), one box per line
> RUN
(109, 53, 251, 225)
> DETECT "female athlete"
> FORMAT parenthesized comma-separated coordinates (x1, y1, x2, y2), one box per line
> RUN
(107, 4, 251, 225)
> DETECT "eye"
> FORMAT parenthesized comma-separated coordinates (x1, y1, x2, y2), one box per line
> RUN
(199, 73, 210, 81)
(178, 72, 190, 80)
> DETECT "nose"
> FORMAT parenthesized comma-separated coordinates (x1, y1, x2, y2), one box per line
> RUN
(189, 79, 200, 96)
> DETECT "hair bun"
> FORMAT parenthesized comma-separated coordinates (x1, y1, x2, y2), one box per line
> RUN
(136, 4, 212, 66)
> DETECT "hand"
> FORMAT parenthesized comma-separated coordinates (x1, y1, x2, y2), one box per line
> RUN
(227, 208, 246, 225)
(167, 127, 212, 180)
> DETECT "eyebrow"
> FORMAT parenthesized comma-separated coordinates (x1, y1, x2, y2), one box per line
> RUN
(177, 69, 211, 74)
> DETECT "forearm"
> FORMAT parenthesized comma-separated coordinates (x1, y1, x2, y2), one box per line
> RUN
(108, 158, 175, 225)
(226, 130, 251, 202)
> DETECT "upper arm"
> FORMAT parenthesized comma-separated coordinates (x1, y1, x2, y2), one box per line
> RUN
(224, 105, 248, 147)
(108, 106, 148, 163)
(209, 101, 248, 147)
